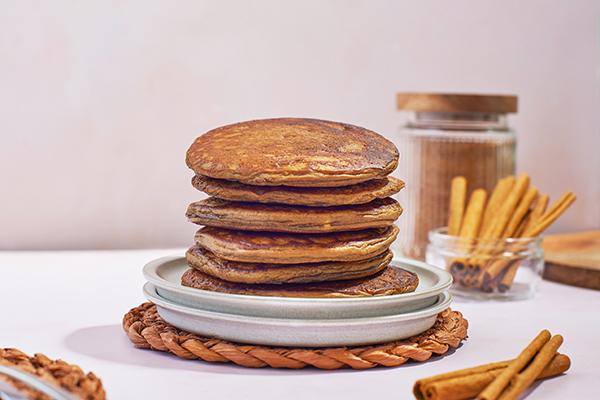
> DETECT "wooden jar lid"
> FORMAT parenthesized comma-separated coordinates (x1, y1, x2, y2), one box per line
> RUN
(396, 93, 518, 114)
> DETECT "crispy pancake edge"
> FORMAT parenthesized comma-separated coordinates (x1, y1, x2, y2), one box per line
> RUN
(186, 197, 402, 233)
(186, 246, 393, 284)
(192, 175, 405, 206)
(181, 266, 419, 298)
(194, 225, 400, 264)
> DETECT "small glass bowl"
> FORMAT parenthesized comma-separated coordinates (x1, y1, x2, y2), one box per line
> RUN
(426, 227, 544, 300)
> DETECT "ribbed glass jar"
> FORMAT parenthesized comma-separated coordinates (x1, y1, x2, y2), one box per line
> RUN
(392, 93, 517, 260)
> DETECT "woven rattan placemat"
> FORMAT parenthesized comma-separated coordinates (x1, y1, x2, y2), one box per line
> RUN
(123, 303, 468, 369)
(0, 348, 105, 400)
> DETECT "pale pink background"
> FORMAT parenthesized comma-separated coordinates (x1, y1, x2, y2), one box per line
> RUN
(1, 1, 598, 250)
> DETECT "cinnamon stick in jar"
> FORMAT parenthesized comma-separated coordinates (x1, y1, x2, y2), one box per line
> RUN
(441, 173, 576, 293)
(523, 193, 576, 237)
(479, 186, 539, 291)
(496, 193, 576, 291)
(480, 176, 515, 234)
(459, 189, 487, 238)
(447, 187, 487, 284)
(517, 194, 548, 236)
(448, 176, 467, 236)
(497, 262, 520, 293)
(481, 174, 530, 240)
(457, 189, 489, 286)
(502, 187, 538, 238)
(465, 175, 529, 288)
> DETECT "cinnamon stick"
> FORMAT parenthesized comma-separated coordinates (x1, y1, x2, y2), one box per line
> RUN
(523, 192, 576, 237)
(459, 189, 487, 238)
(502, 187, 538, 237)
(413, 353, 570, 400)
(482, 236, 531, 291)
(519, 194, 549, 235)
(497, 194, 550, 291)
(497, 335, 564, 400)
(465, 175, 530, 289)
(477, 330, 551, 400)
(448, 176, 467, 236)
(480, 176, 515, 234)
(443, 175, 575, 293)
(481, 174, 530, 240)
(536, 192, 571, 220)
(497, 262, 520, 292)
(480, 186, 539, 290)
(513, 210, 532, 238)
(492, 192, 570, 291)
(446, 182, 481, 283)
(481, 259, 517, 291)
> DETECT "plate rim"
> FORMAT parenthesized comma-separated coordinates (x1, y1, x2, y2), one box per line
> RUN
(143, 282, 452, 326)
(142, 255, 453, 305)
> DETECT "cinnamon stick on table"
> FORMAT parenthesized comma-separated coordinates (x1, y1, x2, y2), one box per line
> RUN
(413, 353, 570, 400)
(497, 336, 564, 400)
(477, 330, 551, 400)
(478, 331, 564, 400)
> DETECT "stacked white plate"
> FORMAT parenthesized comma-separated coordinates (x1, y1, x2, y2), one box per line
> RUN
(142, 256, 453, 347)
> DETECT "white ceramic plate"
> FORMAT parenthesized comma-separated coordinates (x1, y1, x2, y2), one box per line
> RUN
(143, 283, 452, 347)
(142, 256, 452, 319)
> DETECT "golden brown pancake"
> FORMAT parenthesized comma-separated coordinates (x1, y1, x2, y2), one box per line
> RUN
(186, 197, 402, 233)
(186, 118, 399, 187)
(186, 245, 393, 284)
(194, 226, 399, 264)
(181, 266, 419, 298)
(191, 175, 405, 207)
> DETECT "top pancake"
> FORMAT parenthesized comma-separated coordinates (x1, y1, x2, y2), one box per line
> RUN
(192, 175, 405, 207)
(186, 118, 399, 187)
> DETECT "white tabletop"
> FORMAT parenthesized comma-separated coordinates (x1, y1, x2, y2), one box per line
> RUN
(0, 249, 598, 399)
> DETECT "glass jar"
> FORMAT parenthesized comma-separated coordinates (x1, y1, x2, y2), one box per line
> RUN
(426, 228, 544, 300)
(392, 93, 517, 260)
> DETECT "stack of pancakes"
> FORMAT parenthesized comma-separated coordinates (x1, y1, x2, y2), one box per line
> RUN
(182, 118, 417, 298)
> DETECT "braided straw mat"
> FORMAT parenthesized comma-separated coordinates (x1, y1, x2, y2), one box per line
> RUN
(0, 348, 106, 400)
(123, 303, 468, 370)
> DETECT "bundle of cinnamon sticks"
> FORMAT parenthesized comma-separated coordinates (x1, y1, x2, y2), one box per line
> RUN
(445, 174, 576, 292)
(414, 330, 569, 400)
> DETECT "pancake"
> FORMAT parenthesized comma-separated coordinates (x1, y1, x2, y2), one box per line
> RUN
(194, 225, 399, 264)
(186, 118, 399, 187)
(191, 175, 405, 207)
(186, 245, 393, 284)
(186, 197, 402, 233)
(181, 266, 419, 298)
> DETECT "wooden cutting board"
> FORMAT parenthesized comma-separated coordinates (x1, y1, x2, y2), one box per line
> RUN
(542, 230, 600, 290)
